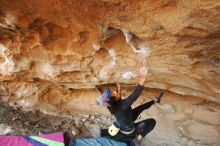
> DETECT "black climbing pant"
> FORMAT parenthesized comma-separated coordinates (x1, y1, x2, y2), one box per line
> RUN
(132, 100, 155, 122)
(101, 100, 156, 144)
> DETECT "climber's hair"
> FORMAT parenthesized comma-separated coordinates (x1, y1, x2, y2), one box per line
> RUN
(107, 96, 117, 114)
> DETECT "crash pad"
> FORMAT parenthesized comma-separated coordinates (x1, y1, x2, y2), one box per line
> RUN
(70, 137, 127, 146)
(0, 132, 65, 146)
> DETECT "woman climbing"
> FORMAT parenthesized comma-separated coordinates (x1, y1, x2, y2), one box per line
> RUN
(97, 67, 164, 146)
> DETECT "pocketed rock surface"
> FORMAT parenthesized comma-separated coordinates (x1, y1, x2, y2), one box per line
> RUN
(0, 0, 220, 146)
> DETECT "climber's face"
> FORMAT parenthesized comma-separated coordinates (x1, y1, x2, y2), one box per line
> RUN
(112, 90, 121, 101)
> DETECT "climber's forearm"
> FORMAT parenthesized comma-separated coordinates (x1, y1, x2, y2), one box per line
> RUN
(117, 83, 121, 96)
(139, 67, 148, 86)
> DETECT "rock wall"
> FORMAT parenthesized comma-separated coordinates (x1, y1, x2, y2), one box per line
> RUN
(0, 0, 220, 145)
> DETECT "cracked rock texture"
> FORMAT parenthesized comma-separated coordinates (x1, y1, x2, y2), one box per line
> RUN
(0, 0, 220, 146)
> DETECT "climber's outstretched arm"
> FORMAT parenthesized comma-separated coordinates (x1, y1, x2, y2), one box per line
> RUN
(120, 67, 148, 109)
(117, 82, 121, 97)
(139, 67, 148, 86)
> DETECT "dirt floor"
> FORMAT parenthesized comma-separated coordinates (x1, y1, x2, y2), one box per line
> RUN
(0, 99, 113, 145)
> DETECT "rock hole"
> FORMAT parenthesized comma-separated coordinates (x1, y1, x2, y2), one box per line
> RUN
(122, 29, 151, 56)
(97, 24, 151, 56)
(98, 25, 120, 41)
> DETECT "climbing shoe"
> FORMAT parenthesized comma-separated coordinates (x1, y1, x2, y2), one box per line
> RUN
(156, 92, 164, 103)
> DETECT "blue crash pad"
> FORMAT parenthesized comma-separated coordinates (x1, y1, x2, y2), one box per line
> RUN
(69, 137, 127, 146)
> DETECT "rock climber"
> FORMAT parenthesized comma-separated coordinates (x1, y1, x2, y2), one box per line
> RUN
(97, 67, 164, 146)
